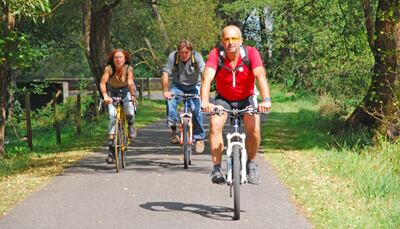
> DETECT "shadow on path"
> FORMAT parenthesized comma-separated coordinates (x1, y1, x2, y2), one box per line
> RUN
(140, 201, 239, 221)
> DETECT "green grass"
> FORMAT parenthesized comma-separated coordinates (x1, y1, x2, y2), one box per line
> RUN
(262, 87, 400, 228)
(3, 89, 400, 227)
(1, 97, 166, 216)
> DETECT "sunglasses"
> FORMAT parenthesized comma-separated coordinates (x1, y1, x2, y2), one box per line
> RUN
(222, 37, 241, 43)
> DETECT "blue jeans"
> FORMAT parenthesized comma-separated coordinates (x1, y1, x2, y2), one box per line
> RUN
(166, 83, 205, 140)
(108, 91, 135, 135)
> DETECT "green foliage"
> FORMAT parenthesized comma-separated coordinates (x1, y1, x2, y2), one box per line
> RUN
(218, 0, 375, 106)
(1, 1, 51, 69)
(112, 0, 222, 77)
(0, 30, 42, 68)
(264, 87, 400, 228)
(5, 0, 51, 19)
(275, 0, 374, 103)
(159, 0, 222, 52)
(4, 95, 165, 159)
(112, 0, 163, 76)
(20, 2, 91, 80)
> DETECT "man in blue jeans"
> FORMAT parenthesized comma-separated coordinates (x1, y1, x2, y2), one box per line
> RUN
(161, 40, 206, 153)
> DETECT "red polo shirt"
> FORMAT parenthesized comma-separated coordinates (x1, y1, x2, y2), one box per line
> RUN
(205, 45, 263, 101)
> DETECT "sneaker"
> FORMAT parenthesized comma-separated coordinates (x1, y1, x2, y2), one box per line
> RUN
(247, 162, 261, 184)
(170, 130, 180, 144)
(195, 139, 205, 153)
(211, 168, 226, 184)
(106, 146, 114, 164)
(128, 123, 137, 139)
(106, 154, 114, 164)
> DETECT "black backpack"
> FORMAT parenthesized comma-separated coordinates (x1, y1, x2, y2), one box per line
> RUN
(211, 45, 252, 92)
(216, 44, 252, 74)
(172, 51, 200, 72)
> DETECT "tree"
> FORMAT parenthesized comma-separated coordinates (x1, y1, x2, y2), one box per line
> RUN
(158, 0, 221, 53)
(82, 0, 122, 95)
(0, 1, 50, 156)
(111, 0, 221, 77)
(345, 0, 400, 132)
(21, 0, 91, 80)
(263, 0, 374, 103)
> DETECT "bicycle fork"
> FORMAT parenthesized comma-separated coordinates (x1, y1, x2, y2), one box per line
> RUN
(226, 132, 248, 185)
(179, 113, 193, 145)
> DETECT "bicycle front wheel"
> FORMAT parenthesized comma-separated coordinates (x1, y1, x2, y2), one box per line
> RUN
(233, 144, 241, 220)
(121, 121, 127, 169)
(114, 119, 122, 172)
(183, 119, 190, 169)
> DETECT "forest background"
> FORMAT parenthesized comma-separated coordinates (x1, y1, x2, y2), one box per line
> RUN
(2, 0, 400, 154)
(1, 0, 400, 227)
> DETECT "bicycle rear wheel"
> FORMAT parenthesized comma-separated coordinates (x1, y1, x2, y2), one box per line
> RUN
(233, 144, 241, 220)
(114, 119, 122, 172)
(183, 119, 190, 169)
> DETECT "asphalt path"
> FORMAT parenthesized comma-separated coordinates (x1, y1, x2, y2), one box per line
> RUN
(0, 111, 313, 228)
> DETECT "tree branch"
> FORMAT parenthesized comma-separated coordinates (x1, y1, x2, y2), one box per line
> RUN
(362, 0, 375, 54)
(40, 0, 65, 17)
(294, 0, 316, 13)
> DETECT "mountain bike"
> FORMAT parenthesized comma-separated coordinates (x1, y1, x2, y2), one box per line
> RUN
(171, 93, 199, 169)
(100, 97, 135, 172)
(211, 105, 260, 220)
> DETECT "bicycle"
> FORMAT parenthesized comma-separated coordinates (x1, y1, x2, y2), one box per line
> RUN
(211, 105, 260, 220)
(170, 93, 199, 169)
(100, 97, 135, 172)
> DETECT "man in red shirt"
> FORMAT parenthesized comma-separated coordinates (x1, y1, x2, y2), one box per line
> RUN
(201, 25, 271, 184)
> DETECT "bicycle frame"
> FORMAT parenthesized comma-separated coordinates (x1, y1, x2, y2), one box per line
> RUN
(115, 99, 130, 151)
(213, 106, 259, 184)
(171, 93, 198, 169)
(179, 98, 193, 145)
(100, 97, 133, 172)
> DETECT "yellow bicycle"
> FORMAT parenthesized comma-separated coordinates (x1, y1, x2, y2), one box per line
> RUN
(101, 97, 135, 172)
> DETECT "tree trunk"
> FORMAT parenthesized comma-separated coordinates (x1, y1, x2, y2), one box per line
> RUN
(275, 8, 289, 84)
(149, 2, 173, 54)
(82, 0, 92, 78)
(0, 65, 7, 157)
(83, 0, 121, 96)
(144, 37, 164, 70)
(0, 3, 15, 156)
(259, 8, 269, 64)
(345, 0, 400, 130)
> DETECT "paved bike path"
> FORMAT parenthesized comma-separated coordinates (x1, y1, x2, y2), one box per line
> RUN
(0, 115, 313, 228)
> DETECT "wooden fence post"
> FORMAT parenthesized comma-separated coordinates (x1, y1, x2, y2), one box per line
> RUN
(25, 90, 33, 150)
(147, 78, 151, 100)
(93, 89, 100, 125)
(140, 78, 144, 106)
(76, 94, 82, 135)
(52, 91, 61, 145)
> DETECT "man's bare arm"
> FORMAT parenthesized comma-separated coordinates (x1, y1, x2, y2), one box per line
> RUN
(200, 67, 216, 113)
(253, 66, 271, 112)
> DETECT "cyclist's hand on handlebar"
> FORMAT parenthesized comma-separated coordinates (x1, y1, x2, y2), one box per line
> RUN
(258, 100, 271, 113)
(104, 95, 113, 104)
(163, 91, 172, 100)
(132, 95, 138, 106)
(201, 102, 216, 113)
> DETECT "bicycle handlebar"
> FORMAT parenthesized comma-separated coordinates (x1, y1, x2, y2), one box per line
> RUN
(99, 97, 136, 111)
(210, 106, 266, 116)
(103, 97, 132, 102)
(170, 93, 199, 99)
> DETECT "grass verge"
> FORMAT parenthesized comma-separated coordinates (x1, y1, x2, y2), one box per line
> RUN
(1, 99, 165, 217)
(262, 87, 400, 228)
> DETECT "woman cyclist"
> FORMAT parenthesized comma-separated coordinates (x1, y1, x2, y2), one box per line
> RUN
(100, 49, 137, 164)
